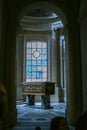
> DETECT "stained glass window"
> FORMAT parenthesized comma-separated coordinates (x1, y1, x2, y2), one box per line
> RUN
(26, 41, 47, 82)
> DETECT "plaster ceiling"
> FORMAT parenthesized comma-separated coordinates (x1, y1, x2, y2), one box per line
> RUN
(26, 8, 58, 18)
(20, 8, 63, 31)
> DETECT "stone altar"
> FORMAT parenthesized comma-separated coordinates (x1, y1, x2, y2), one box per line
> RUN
(21, 82, 55, 109)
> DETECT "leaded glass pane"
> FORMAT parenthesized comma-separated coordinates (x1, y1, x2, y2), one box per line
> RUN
(42, 42, 46, 48)
(26, 55, 31, 60)
(26, 67, 30, 71)
(32, 72, 36, 78)
(32, 60, 36, 65)
(26, 79, 31, 82)
(26, 55, 30, 59)
(26, 49, 31, 53)
(37, 66, 42, 71)
(43, 72, 47, 78)
(37, 79, 42, 82)
(41, 55, 47, 59)
(37, 60, 41, 65)
(37, 42, 42, 48)
(37, 71, 42, 78)
(42, 49, 47, 54)
(37, 55, 42, 60)
(32, 42, 36, 48)
(42, 60, 47, 65)
(27, 42, 31, 48)
(26, 72, 31, 78)
(42, 66, 47, 71)
(32, 49, 36, 53)
(26, 60, 31, 65)
(33, 50, 40, 58)
(32, 79, 36, 82)
(32, 56, 36, 60)
(26, 66, 32, 71)
(37, 49, 41, 53)
(42, 79, 47, 81)
(32, 66, 36, 71)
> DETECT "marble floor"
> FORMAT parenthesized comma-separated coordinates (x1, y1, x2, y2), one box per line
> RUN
(13, 101, 74, 130)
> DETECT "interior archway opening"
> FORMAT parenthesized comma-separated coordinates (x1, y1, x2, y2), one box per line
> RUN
(15, 2, 69, 129)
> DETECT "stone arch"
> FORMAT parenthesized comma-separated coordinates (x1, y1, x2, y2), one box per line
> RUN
(3, 0, 83, 129)
(16, 0, 69, 103)
(16, 1, 83, 126)
(16, 0, 83, 127)
(16, 0, 69, 110)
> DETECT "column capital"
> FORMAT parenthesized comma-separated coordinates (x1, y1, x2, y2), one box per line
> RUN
(53, 28, 63, 36)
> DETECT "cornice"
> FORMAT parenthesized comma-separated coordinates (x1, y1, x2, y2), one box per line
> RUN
(21, 16, 62, 24)
(20, 16, 63, 31)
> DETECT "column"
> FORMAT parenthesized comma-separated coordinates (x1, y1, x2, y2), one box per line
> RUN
(55, 28, 65, 102)
(54, 28, 60, 86)
(65, 22, 83, 125)
(4, 20, 17, 129)
(26, 95, 35, 105)
(16, 34, 25, 101)
(41, 95, 51, 109)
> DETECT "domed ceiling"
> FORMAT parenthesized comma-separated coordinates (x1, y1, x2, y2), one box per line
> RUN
(20, 8, 63, 31)
(26, 8, 58, 18)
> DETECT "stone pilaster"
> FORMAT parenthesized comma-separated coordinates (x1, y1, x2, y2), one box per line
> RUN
(66, 22, 83, 125)
(55, 28, 65, 102)
(54, 28, 61, 86)
(3, 20, 17, 129)
(16, 34, 24, 100)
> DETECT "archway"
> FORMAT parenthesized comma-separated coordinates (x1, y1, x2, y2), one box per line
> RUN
(2, 0, 83, 129)
(15, 1, 70, 129)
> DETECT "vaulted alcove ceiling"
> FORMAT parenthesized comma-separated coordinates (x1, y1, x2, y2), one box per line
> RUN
(26, 8, 58, 18)
(20, 8, 63, 31)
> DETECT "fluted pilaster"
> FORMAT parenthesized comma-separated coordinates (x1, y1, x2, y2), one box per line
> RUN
(54, 28, 66, 102)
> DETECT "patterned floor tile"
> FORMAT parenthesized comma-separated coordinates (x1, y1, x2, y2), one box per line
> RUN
(13, 102, 75, 130)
